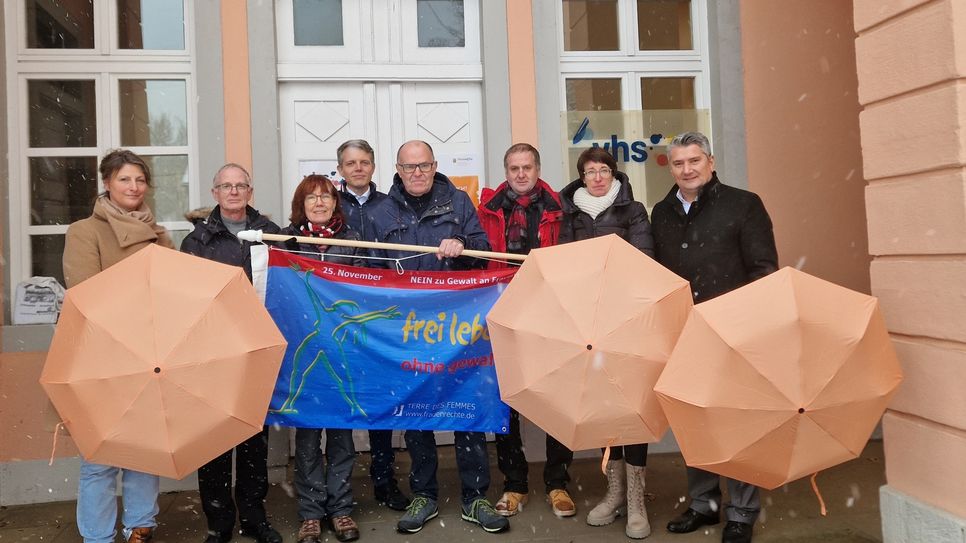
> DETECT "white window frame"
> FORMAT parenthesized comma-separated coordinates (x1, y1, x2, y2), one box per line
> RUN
(4, 1, 198, 290)
(557, 0, 711, 111)
(275, 0, 481, 82)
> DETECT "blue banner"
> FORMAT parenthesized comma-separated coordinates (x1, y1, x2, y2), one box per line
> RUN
(264, 249, 516, 433)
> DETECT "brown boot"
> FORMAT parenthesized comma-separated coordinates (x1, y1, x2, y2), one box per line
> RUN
(331, 515, 360, 542)
(127, 527, 153, 543)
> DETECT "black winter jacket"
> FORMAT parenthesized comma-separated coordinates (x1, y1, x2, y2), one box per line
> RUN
(558, 171, 655, 257)
(180, 205, 280, 281)
(366, 172, 490, 271)
(279, 222, 367, 268)
(338, 181, 387, 241)
(651, 173, 778, 304)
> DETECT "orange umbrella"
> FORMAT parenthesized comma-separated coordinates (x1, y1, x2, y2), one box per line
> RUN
(654, 267, 903, 489)
(487, 234, 693, 450)
(40, 244, 287, 479)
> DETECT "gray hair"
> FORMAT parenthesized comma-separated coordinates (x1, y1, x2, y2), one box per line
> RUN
(213, 163, 251, 185)
(396, 140, 435, 163)
(337, 139, 375, 165)
(668, 131, 713, 158)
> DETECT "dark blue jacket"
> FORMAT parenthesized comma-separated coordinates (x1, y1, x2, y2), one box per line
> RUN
(338, 180, 387, 241)
(180, 205, 280, 281)
(366, 172, 490, 271)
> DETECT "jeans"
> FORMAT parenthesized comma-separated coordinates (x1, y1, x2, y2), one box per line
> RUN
(77, 460, 159, 543)
(405, 430, 489, 506)
(368, 429, 398, 489)
(294, 428, 356, 520)
(198, 429, 270, 534)
(496, 409, 574, 493)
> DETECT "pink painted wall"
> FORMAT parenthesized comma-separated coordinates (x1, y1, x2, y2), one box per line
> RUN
(740, 0, 871, 294)
(855, 0, 966, 519)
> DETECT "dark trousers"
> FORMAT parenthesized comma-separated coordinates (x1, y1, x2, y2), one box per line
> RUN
(368, 429, 397, 489)
(405, 430, 489, 506)
(605, 443, 648, 467)
(687, 467, 760, 524)
(198, 428, 269, 534)
(496, 409, 574, 493)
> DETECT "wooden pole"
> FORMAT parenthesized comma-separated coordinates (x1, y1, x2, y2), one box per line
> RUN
(238, 230, 527, 262)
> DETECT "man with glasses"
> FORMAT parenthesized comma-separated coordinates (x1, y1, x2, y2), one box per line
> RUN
(181, 163, 283, 543)
(366, 140, 506, 535)
(652, 132, 777, 543)
(333, 139, 410, 512)
(476, 143, 577, 520)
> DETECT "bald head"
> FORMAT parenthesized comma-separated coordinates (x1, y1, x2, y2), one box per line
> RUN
(395, 140, 438, 197)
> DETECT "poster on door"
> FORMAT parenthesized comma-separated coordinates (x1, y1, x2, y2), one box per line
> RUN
(437, 153, 481, 206)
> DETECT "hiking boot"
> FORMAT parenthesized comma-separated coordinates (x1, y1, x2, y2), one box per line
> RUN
(625, 465, 651, 539)
(296, 519, 322, 543)
(396, 496, 439, 533)
(494, 491, 529, 517)
(461, 498, 510, 533)
(330, 515, 360, 542)
(127, 527, 153, 543)
(548, 489, 577, 517)
(587, 459, 626, 526)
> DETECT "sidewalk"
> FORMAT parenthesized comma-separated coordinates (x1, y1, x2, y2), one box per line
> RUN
(0, 441, 885, 542)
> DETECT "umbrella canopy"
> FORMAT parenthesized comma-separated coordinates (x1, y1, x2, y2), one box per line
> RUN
(40, 244, 287, 479)
(487, 234, 693, 450)
(654, 267, 903, 489)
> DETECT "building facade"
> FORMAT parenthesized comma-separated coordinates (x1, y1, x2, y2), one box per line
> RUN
(1, 1, 958, 539)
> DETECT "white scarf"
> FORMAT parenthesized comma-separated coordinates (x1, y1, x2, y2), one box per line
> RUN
(573, 181, 621, 220)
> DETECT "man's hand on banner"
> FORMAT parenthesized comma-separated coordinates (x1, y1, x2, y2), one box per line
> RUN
(437, 238, 465, 260)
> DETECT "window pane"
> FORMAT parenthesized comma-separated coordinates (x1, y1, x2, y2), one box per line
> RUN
(28, 80, 97, 148)
(563, 0, 619, 51)
(641, 77, 695, 109)
(293, 0, 344, 46)
(119, 80, 188, 147)
(638, 0, 692, 50)
(32, 234, 67, 287)
(417, 0, 465, 47)
(118, 0, 185, 49)
(30, 156, 99, 226)
(143, 155, 189, 223)
(566, 78, 622, 111)
(26, 0, 94, 49)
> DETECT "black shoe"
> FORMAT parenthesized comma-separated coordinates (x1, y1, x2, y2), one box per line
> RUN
(204, 531, 231, 543)
(375, 481, 411, 511)
(239, 524, 282, 543)
(666, 508, 720, 533)
(722, 521, 753, 543)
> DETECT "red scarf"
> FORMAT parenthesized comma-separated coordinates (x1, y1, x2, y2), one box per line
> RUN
(298, 217, 343, 251)
(505, 186, 541, 252)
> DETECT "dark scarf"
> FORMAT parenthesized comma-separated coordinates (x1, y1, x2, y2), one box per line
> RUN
(502, 186, 543, 254)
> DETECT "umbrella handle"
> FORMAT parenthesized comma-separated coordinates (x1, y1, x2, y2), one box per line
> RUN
(810, 473, 827, 516)
(49, 421, 66, 466)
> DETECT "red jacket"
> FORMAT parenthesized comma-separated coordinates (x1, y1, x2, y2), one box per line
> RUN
(477, 179, 563, 269)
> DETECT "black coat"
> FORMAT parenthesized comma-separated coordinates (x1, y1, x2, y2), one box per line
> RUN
(180, 205, 280, 281)
(338, 181, 387, 241)
(279, 222, 367, 268)
(558, 171, 655, 257)
(651, 173, 778, 304)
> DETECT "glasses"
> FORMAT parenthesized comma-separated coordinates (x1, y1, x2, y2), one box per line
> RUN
(305, 193, 335, 204)
(214, 183, 251, 193)
(582, 168, 613, 179)
(397, 162, 435, 174)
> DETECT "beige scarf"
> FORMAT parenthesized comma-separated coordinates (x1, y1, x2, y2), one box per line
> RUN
(573, 180, 621, 220)
(97, 194, 169, 241)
